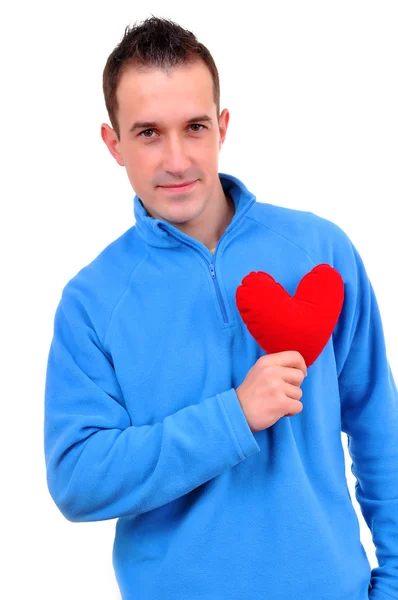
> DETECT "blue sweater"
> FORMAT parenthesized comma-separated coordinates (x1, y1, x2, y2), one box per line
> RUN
(44, 172, 398, 600)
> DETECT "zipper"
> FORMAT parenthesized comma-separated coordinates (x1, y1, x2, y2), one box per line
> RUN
(165, 230, 230, 324)
(158, 195, 255, 326)
(209, 262, 229, 323)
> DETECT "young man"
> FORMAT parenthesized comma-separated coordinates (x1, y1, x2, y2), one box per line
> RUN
(44, 15, 397, 600)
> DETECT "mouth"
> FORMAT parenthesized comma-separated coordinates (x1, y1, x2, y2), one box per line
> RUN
(159, 180, 197, 193)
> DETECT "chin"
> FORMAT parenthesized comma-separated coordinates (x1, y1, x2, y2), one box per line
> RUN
(166, 200, 205, 224)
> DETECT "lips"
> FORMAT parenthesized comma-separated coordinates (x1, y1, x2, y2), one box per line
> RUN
(161, 180, 196, 188)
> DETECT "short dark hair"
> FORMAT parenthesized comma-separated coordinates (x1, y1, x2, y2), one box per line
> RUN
(102, 14, 221, 140)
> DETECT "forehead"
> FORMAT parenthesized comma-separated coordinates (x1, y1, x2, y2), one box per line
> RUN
(116, 61, 214, 117)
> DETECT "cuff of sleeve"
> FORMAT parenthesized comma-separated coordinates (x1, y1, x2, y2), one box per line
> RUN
(217, 387, 260, 461)
(369, 588, 398, 600)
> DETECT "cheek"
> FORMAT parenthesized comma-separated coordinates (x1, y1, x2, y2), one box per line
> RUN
(126, 152, 150, 177)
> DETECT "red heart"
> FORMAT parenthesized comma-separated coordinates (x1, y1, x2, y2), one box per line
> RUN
(235, 264, 344, 368)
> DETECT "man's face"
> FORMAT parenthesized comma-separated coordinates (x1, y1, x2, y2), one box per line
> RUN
(101, 60, 229, 226)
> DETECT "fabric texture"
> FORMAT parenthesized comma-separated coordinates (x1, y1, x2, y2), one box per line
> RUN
(44, 172, 397, 600)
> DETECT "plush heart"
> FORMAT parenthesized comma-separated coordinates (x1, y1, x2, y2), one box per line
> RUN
(235, 264, 344, 368)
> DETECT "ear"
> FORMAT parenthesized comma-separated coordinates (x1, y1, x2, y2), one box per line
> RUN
(100, 123, 125, 167)
(218, 108, 230, 149)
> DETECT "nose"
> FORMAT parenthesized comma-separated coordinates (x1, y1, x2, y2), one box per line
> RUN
(163, 135, 191, 174)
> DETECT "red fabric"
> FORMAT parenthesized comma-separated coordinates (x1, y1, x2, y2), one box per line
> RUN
(235, 264, 345, 368)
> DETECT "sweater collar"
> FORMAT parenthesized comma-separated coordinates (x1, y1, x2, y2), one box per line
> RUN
(133, 172, 256, 249)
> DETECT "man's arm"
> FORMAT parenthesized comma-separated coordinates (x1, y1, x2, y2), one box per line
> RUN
(44, 292, 260, 523)
(332, 231, 398, 600)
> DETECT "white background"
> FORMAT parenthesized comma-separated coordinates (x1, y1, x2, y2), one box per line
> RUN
(2, 1, 397, 598)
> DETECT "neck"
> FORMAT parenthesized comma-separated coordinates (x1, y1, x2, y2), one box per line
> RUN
(172, 185, 235, 250)
(206, 193, 235, 250)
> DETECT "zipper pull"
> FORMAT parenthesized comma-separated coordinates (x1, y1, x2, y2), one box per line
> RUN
(209, 263, 215, 278)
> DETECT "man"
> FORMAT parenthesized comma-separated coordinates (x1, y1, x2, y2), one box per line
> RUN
(44, 15, 397, 600)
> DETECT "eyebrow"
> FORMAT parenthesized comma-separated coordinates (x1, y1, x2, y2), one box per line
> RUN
(129, 114, 213, 133)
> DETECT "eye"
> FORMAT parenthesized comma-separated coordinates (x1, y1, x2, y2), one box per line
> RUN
(139, 129, 156, 138)
(189, 124, 205, 132)
(138, 124, 206, 138)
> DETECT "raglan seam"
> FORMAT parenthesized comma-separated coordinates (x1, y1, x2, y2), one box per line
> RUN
(103, 250, 151, 349)
(245, 213, 318, 267)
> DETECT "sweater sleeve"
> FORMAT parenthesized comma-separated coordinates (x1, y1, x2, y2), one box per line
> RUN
(332, 235, 398, 600)
(44, 293, 260, 523)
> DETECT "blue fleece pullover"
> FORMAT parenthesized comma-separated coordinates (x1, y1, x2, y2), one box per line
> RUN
(44, 172, 398, 600)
